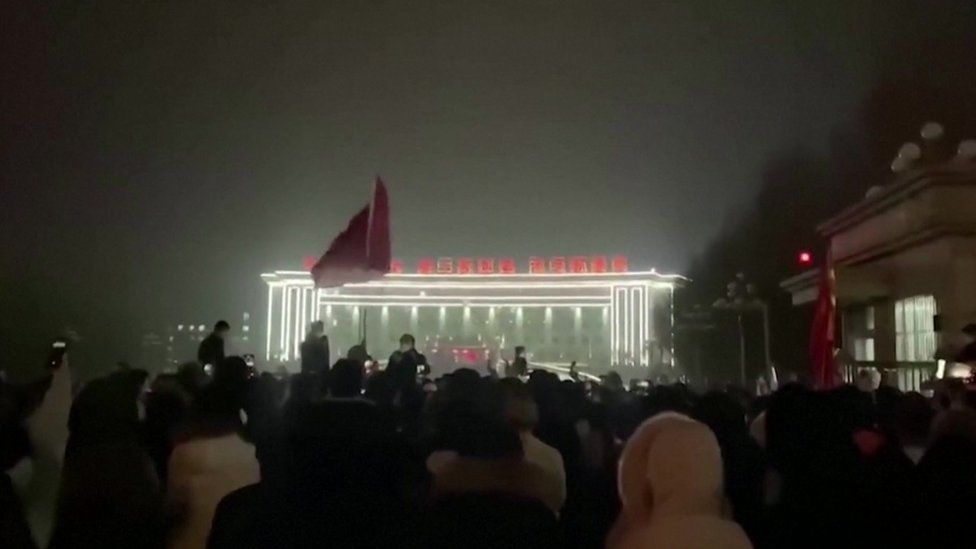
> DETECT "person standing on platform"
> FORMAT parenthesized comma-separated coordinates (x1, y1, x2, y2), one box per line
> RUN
(506, 346, 528, 378)
(300, 321, 331, 377)
(387, 334, 428, 380)
(197, 321, 229, 369)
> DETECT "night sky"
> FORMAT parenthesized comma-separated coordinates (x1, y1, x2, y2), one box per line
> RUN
(3, 1, 974, 373)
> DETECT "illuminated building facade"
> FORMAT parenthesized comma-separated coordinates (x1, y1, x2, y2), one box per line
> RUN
(262, 256, 683, 373)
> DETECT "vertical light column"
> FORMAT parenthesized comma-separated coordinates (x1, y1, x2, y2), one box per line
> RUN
(515, 307, 524, 345)
(265, 284, 274, 362)
(642, 285, 651, 366)
(544, 307, 553, 345)
(438, 306, 446, 333)
(463, 306, 471, 337)
(410, 306, 418, 334)
(612, 287, 629, 366)
(293, 287, 302, 359)
(279, 286, 289, 361)
(315, 289, 323, 323)
(630, 287, 640, 365)
(574, 307, 582, 349)
(488, 307, 496, 340)
(299, 288, 308, 346)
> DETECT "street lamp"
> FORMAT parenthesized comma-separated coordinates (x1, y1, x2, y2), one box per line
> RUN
(712, 272, 771, 386)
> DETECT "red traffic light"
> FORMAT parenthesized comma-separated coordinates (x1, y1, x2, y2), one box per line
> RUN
(798, 251, 813, 266)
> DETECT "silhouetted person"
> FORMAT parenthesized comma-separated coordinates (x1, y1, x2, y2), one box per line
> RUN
(506, 346, 528, 377)
(299, 321, 330, 377)
(387, 333, 428, 380)
(1, 378, 43, 549)
(424, 380, 562, 548)
(49, 369, 164, 549)
(693, 391, 766, 545)
(197, 321, 230, 368)
(168, 357, 259, 549)
(208, 395, 411, 548)
(328, 358, 364, 398)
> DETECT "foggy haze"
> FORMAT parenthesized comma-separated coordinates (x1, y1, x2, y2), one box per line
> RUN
(3, 0, 973, 375)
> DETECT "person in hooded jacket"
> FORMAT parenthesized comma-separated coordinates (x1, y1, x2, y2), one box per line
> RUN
(606, 412, 752, 549)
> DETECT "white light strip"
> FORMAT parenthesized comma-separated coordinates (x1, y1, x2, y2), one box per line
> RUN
(642, 285, 650, 366)
(266, 284, 273, 362)
(310, 294, 610, 302)
(628, 288, 644, 362)
(280, 287, 288, 360)
(294, 287, 302, 359)
(299, 288, 307, 351)
(265, 279, 677, 291)
(265, 269, 686, 280)
(624, 288, 631, 359)
(317, 301, 608, 308)
(610, 291, 615, 364)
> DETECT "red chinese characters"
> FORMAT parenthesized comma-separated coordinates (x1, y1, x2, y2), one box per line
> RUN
(590, 256, 608, 273)
(477, 258, 495, 274)
(529, 257, 546, 274)
(436, 258, 454, 274)
(570, 256, 588, 273)
(389, 259, 404, 274)
(611, 255, 629, 272)
(457, 258, 474, 274)
(417, 258, 435, 274)
(498, 258, 516, 274)
(548, 257, 566, 274)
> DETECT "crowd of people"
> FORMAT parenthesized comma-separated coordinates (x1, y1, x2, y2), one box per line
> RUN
(2, 320, 976, 548)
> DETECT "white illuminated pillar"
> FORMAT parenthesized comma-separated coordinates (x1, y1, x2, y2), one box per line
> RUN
(488, 306, 496, 339)
(381, 306, 389, 340)
(265, 284, 274, 362)
(410, 306, 418, 334)
(438, 306, 446, 333)
(280, 287, 288, 360)
(293, 287, 302, 359)
(515, 307, 524, 345)
(463, 306, 471, 337)
(574, 306, 582, 347)
(544, 307, 553, 345)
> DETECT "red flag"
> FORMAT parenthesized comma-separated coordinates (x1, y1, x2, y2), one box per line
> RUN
(311, 177, 392, 288)
(809, 247, 837, 389)
(366, 177, 391, 272)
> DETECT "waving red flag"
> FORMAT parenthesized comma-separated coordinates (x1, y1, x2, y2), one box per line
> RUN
(367, 177, 391, 272)
(311, 177, 392, 288)
(809, 247, 838, 389)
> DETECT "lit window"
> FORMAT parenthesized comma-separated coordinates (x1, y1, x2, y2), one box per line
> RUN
(853, 338, 875, 361)
(177, 325, 184, 331)
(188, 325, 195, 331)
(198, 325, 206, 332)
(895, 295, 937, 362)
(243, 325, 249, 332)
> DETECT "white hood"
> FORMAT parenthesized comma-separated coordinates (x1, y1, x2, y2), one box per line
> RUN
(610, 413, 752, 549)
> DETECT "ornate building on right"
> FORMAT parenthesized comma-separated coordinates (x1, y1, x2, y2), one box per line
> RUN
(781, 125, 976, 390)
